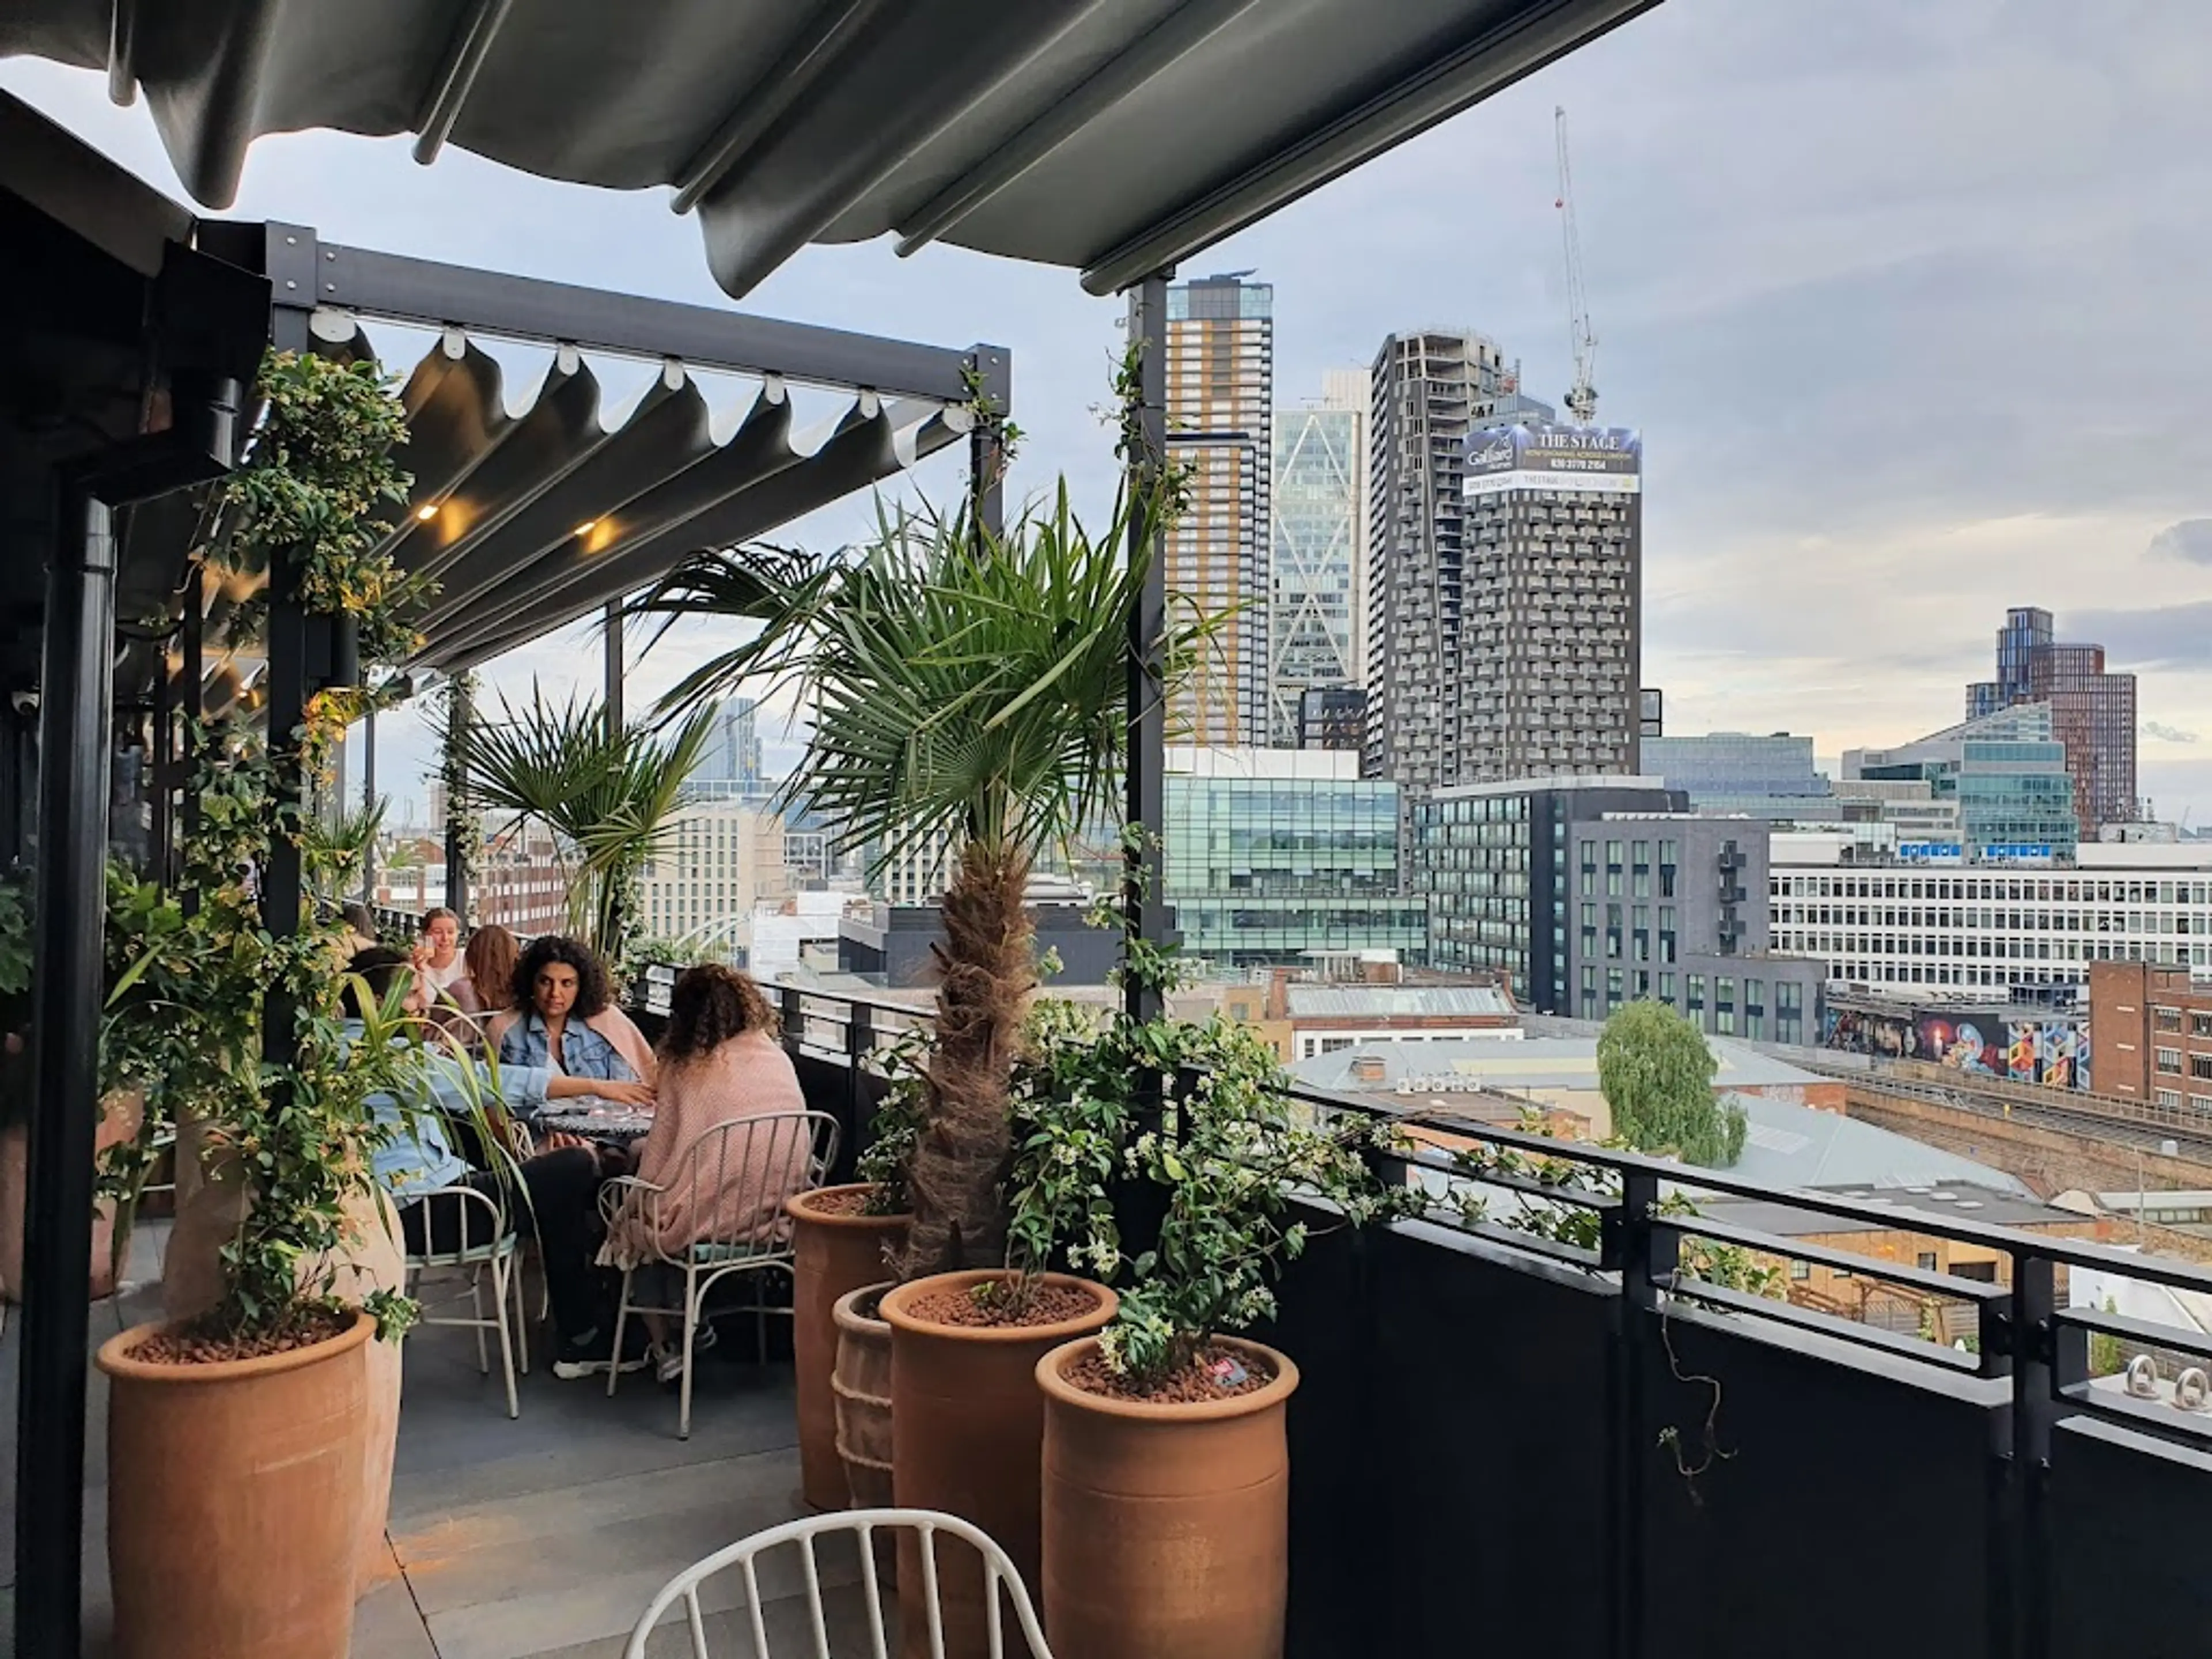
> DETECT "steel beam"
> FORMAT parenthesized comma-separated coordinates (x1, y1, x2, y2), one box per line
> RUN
(309, 241, 982, 403)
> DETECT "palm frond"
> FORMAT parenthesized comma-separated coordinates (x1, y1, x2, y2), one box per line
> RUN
(632, 479, 1209, 880)
(464, 688, 710, 959)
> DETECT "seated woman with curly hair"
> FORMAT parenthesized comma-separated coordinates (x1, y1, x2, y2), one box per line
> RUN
(487, 934, 656, 1090)
(604, 963, 809, 1380)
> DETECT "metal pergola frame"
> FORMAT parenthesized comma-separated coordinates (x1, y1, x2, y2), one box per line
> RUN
(2, 114, 1009, 1655)
(176, 214, 1009, 921)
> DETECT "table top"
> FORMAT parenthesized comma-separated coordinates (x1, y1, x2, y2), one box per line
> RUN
(536, 1101, 655, 1142)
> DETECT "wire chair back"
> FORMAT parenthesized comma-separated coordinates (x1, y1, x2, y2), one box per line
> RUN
(623, 1109, 840, 1266)
(403, 1181, 513, 1267)
(622, 1508, 1054, 1659)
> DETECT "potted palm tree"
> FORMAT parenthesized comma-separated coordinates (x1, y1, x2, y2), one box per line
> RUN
(633, 482, 1189, 1649)
(463, 687, 713, 966)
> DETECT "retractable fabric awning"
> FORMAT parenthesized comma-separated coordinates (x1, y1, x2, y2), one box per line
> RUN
(73, 211, 999, 686)
(315, 319, 972, 674)
(4, 0, 1661, 297)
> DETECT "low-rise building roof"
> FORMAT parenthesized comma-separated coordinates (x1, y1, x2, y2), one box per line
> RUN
(1283, 985, 1516, 1021)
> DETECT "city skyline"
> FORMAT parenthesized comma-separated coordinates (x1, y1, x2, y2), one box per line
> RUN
(7, 1, 2208, 824)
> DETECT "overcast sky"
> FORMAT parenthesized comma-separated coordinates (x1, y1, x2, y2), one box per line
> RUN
(8, 0, 2210, 825)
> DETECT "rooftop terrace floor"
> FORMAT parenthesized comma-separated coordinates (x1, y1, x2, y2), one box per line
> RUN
(1, 1232, 863, 1658)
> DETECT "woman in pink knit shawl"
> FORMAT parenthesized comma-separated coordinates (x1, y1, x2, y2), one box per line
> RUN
(605, 964, 810, 1377)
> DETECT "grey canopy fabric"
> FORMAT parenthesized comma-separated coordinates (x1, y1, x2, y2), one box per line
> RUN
(5, 0, 1658, 296)
(313, 318, 971, 673)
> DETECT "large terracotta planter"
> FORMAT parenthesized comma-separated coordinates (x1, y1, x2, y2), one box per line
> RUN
(99, 1310, 376, 1659)
(164, 1116, 407, 1593)
(0, 1089, 145, 1302)
(832, 1282, 896, 1509)
(832, 1282, 897, 1585)
(787, 1184, 908, 1510)
(882, 1270, 1115, 1659)
(1036, 1336, 1299, 1659)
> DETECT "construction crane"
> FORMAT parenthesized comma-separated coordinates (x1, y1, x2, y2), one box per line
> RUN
(1554, 105, 1598, 425)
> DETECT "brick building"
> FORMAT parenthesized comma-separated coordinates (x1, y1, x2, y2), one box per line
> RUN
(2090, 960, 2212, 1118)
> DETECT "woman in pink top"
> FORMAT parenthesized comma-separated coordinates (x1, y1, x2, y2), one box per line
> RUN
(607, 963, 809, 1377)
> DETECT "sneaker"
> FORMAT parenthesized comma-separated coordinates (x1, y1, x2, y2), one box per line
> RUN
(551, 1327, 651, 1382)
(655, 1321, 718, 1384)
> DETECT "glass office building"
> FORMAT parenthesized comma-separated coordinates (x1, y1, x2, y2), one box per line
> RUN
(1164, 748, 1423, 969)
(1847, 704, 2079, 857)
(1642, 732, 1825, 804)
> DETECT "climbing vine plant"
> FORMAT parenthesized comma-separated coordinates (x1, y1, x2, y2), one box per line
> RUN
(121, 347, 434, 1345)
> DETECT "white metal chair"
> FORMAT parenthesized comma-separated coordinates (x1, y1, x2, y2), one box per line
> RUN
(622, 1508, 1053, 1659)
(600, 1108, 839, 1437)
(402, 1183, 531, 1418)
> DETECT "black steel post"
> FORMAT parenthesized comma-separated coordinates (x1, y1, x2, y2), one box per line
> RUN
(604, 599, 625, 738)
(845, 1001, 874, 1185)
(965, 344, 1011, 550)
(2006, 1253, 2066, 1659)
(0, 706, 22, 869)
(442, 679, 473, 926)
(361, 702, 378, 905)
(1116, 273, 1171, 1263)
(1122, 274, 1169, 1031)
(150, 658, 173, 884)
(260, 568, 306, 1064)
(1603, 1168, 1675, 1659)
(782, 985, 806, 1062)
(177, 564, 202, 898)
(16, 480, 118, 1659)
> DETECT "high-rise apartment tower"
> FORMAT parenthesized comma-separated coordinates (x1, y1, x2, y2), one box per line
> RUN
(1362, 331, 1559, 810)
(1967, 606, 2137, 831)
(1165, 274, 1272, 745)
(1456, 421, 1643, 779)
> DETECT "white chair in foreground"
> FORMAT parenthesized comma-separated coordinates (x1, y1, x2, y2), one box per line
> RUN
(623, 1508, 1054, 1659)
(599, 1108, 839, 1437)
(402, 1183, 529, 1418)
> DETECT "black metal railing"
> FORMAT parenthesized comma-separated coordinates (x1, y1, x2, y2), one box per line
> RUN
(768, 982, 2212, 1659)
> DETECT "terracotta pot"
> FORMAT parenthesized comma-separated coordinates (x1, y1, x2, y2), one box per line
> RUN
(832, 1282, 895, 1506)
(99, 1311, 376, 1659)
(1035, 1336, 1299, 1659)
(787, 1184, 908, 1510)
(832, 1282, 897, 1585)
(882, 1270, 1115, 1659)
(0, 1090, 146, 1302)
(163, 1117, 407, 1594)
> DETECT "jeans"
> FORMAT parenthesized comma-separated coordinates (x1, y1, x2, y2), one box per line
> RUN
(398, 1146, 610, 1346)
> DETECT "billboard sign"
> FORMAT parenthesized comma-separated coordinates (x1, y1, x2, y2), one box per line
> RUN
(1981, 843, 2055, 865)
(1899, 841, 1965, 863)
(1465, 424, 1641, 497)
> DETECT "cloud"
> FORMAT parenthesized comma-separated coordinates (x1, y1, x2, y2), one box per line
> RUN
(2149, 520, 2212, 566)
(2065, 602, 2212, 671)
(2144, 721, 2201, 745)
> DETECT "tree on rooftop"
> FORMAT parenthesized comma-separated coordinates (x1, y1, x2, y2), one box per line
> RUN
(1597, 1000, 1745, 1168)
(632, 483, 1198, 1275)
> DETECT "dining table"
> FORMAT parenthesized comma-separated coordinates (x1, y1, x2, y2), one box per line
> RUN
(535, 1098, 656, 1146)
